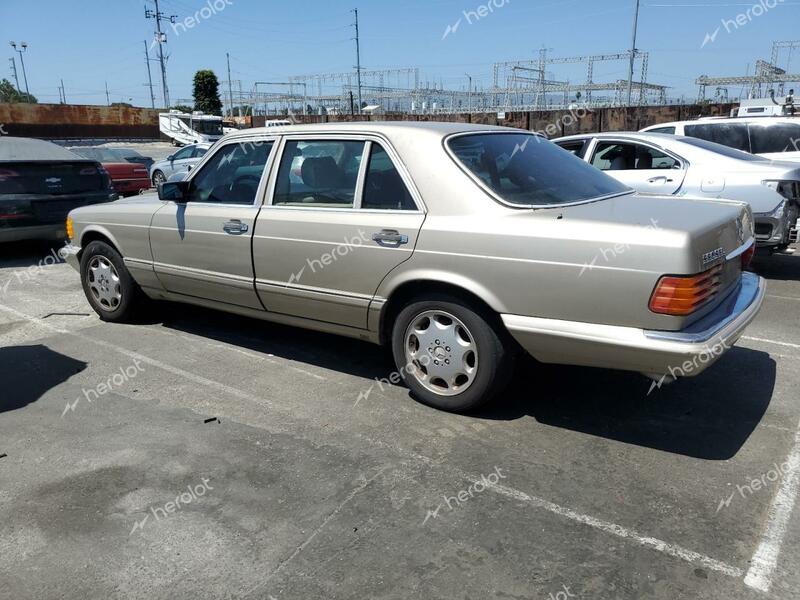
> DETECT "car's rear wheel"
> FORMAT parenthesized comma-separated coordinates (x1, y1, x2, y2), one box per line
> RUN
(152, 170, 166, 186)
(80, 241, 145, 323)
(391, 294, 515, 413)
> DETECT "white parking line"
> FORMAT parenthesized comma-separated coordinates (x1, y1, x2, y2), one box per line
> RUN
(743, 336, 800, 351)
(744, 419, 800, 592)
(767, 294, 800, 302)
(481, 479, 743, 578)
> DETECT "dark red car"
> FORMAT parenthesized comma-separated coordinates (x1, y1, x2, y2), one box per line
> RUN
(67, 147, 151, 196)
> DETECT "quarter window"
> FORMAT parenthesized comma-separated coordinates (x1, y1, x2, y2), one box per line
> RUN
(591, 142, 678, 171)
(273, 140, 365, 208)
(647, 126, 676, 135)
(362, 143, 416, 210)
(185, 140, 272, 205)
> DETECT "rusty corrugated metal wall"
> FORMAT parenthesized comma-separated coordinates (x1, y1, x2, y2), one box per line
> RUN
(0, 103, 160, 139)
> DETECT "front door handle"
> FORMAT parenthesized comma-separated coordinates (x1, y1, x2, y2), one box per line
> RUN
(223, 219, 249, 235)
(372, 229, 408, 247)
(647, 176, 673, 184)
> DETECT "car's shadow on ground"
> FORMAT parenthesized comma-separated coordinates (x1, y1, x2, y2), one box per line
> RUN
(479, 348, 776, 461)
(751, 252, 800, 282)
(0, 345, 87, 414)
(156, 302, 775, 461)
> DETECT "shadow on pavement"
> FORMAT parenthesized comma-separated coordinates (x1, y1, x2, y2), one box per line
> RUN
(0, 345, 87, 414)
(155, 302, 776, 461)
(480, 347, 776, 461)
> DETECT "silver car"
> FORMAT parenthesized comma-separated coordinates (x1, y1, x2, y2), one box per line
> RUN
(554, 132, 800, 252)
(149, 143, 212, 186)
(63, 123, 764, 413)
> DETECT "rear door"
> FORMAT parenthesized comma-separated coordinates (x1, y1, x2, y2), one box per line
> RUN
(149, 138, 276, 309)
(588, 139, 686, 195)
(253, 135, 425, 329)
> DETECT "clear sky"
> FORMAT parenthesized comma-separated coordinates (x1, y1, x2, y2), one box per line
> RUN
(1, 0, 799, 107)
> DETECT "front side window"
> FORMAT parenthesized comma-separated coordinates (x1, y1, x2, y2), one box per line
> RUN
(684, 123, 751, 152)
(273, 140, 364, 208)
(448, 133, 629, 207)
(592, 142, 678, 171)
(186, 140, 272, 204)
(362, 143, 416, 210)
(748, 123, 800, 154)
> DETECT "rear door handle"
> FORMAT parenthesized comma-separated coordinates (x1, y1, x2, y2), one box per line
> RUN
(372, 229, 409, 247)
(223, 219, 249, 235)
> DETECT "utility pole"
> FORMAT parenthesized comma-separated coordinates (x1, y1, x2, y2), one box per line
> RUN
(105, 81, 110, 106)
(143, 40, 156, 109)
(226, 52, 234, 118)
(351, 8, 363, 115)
(9, 42, 30, 100)
(145, 0, 177, 108)
(59, 78, 66, 103)
(626, 0, 641, 106)
(8, 57, 20, 93)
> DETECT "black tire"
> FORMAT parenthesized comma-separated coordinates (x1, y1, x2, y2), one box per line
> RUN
(391, 294, 516, 413)
(80, 240, 145, 323)
(152, 170, 166, 186)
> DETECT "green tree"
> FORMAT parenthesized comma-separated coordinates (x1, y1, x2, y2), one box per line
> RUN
(0, 78, 37, 103)
(170, 104, 194, 113)
(192, 70, 222, 115)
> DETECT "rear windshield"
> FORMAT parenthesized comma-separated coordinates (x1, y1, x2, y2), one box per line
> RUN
(748, 122, 800, 154)
(448, 133, 630, 207)
(0, 162, 106, 195)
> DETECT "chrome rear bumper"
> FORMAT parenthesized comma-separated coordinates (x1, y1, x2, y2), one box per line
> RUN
(502, 272, 765, 379)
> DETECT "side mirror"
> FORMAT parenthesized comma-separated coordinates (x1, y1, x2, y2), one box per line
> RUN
(158, 180, 190, 202)
(166, 154, 174, 161)
(187, 165, 193, 172)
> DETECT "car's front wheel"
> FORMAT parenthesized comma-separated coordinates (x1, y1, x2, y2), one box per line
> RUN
(391, 294, 516, 413)
(152, 170, 166, 186)
(80, 241, 145, 323)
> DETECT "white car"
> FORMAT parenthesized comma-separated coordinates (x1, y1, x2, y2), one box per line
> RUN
(553, 132, 800, 252)
(149, 143, 212, 186)
(640, 117, 800, 163)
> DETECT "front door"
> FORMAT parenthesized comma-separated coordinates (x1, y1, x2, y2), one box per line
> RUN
(589, 140, 686, 195)
(253, 137, 425, 329)
(150, 138, 275, 309)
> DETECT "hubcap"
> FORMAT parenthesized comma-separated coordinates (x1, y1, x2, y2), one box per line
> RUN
(87, 256, 122, 311)
(403, 310, 478, 397)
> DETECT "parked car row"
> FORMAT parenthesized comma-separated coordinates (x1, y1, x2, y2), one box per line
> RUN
(62, 122, 765, 413)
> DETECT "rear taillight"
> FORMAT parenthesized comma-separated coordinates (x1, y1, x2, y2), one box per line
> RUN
(741, 244, 756, 269)
(649, 264, 723, 316)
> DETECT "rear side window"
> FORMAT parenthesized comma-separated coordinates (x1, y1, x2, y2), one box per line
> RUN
(186, 140, 272, 204)
(448, 133, 629, 207)
(647, 126, 676, 135)
(362, 143, 416, 210)
(591, 142, 679, 171)
(748, 123, 800, 154)
(684, 123, 751, 152)
(273, 140, 365, 208)
(555, 140, 588, 158)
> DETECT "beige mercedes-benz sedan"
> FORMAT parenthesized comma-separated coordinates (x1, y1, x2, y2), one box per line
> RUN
(63, 122, 765, 412)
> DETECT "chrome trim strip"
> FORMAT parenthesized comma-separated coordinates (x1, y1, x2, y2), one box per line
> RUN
(726, 237, 755, 261)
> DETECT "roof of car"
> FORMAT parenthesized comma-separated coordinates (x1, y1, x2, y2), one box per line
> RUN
(0, 136, 87, 161)
(222, 120, 520, 140)
(643, 116, 800, 129)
